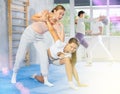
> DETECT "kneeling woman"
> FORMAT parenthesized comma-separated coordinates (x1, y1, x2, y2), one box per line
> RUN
(33, 21, 81, 89)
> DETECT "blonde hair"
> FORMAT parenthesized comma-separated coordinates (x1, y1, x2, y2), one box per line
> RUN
(71, 52, 77, 65)
(68, 38, 80, 65)
(68, 37, 80, 47)
(51, 5, 65, 12)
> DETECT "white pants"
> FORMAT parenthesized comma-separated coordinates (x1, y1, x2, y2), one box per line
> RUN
(13, 25, 49, 76)
(87, 35, 113, 61)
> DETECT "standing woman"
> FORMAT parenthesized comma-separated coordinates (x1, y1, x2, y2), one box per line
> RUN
(30, 5, 66, 87)
(87, 16, 114, 63)
(11, 13, 58, 87)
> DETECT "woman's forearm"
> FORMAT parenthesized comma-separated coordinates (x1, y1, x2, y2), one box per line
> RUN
(31, 10, 49, 22)
(46, 21, 59, 42)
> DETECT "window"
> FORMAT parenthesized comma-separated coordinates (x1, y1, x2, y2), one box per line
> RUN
(74, 0, 90, 6)
(54, 0, 69, 4)
(109, 8, 120, 35)
(93, 9, 107, 34)
(74, 0, 120, 36)
(110, 0, 120, 5)
(92, 0, 107, 6)
(93, 9, 107, 18)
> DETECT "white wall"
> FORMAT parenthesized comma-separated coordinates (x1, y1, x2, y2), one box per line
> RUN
(28, 0, 54, 23)
(0, 0, 9, 70)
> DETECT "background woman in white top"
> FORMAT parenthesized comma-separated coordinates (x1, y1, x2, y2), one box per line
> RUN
(87, 16, 114, 64)
(75, 11, 106, 65)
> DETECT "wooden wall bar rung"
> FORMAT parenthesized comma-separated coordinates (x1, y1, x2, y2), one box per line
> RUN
(12, 17, 26, 20)
(12, 24, 27, 27)
(12, 45, 19, 48)
(12, 2, 26, 6)
(12, 0, 28, 3)
(12, 38, 21, 41)
(12, 31, 23, 34)
(12, 9, 26, 13)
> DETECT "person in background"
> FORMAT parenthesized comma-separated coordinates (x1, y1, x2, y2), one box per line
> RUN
(75, 10, 100, 65)
(87, 16, 114, 64)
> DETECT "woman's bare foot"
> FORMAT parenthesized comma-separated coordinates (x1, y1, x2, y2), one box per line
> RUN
(77, 81, 88, 87)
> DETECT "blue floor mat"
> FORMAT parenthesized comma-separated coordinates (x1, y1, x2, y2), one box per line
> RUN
(1, 62, 120, 94)
(0, 64, 67, 94)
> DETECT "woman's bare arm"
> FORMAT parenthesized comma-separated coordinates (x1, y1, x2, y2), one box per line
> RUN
(46, 21, 60, 42)
(31, 10, 49, 22)
(56, 23, 65, 42)
(53, 22, 65, 42)
(90, 26, 103, 36)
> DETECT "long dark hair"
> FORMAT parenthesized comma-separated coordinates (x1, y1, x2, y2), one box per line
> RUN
(78, 10, 85, 16)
